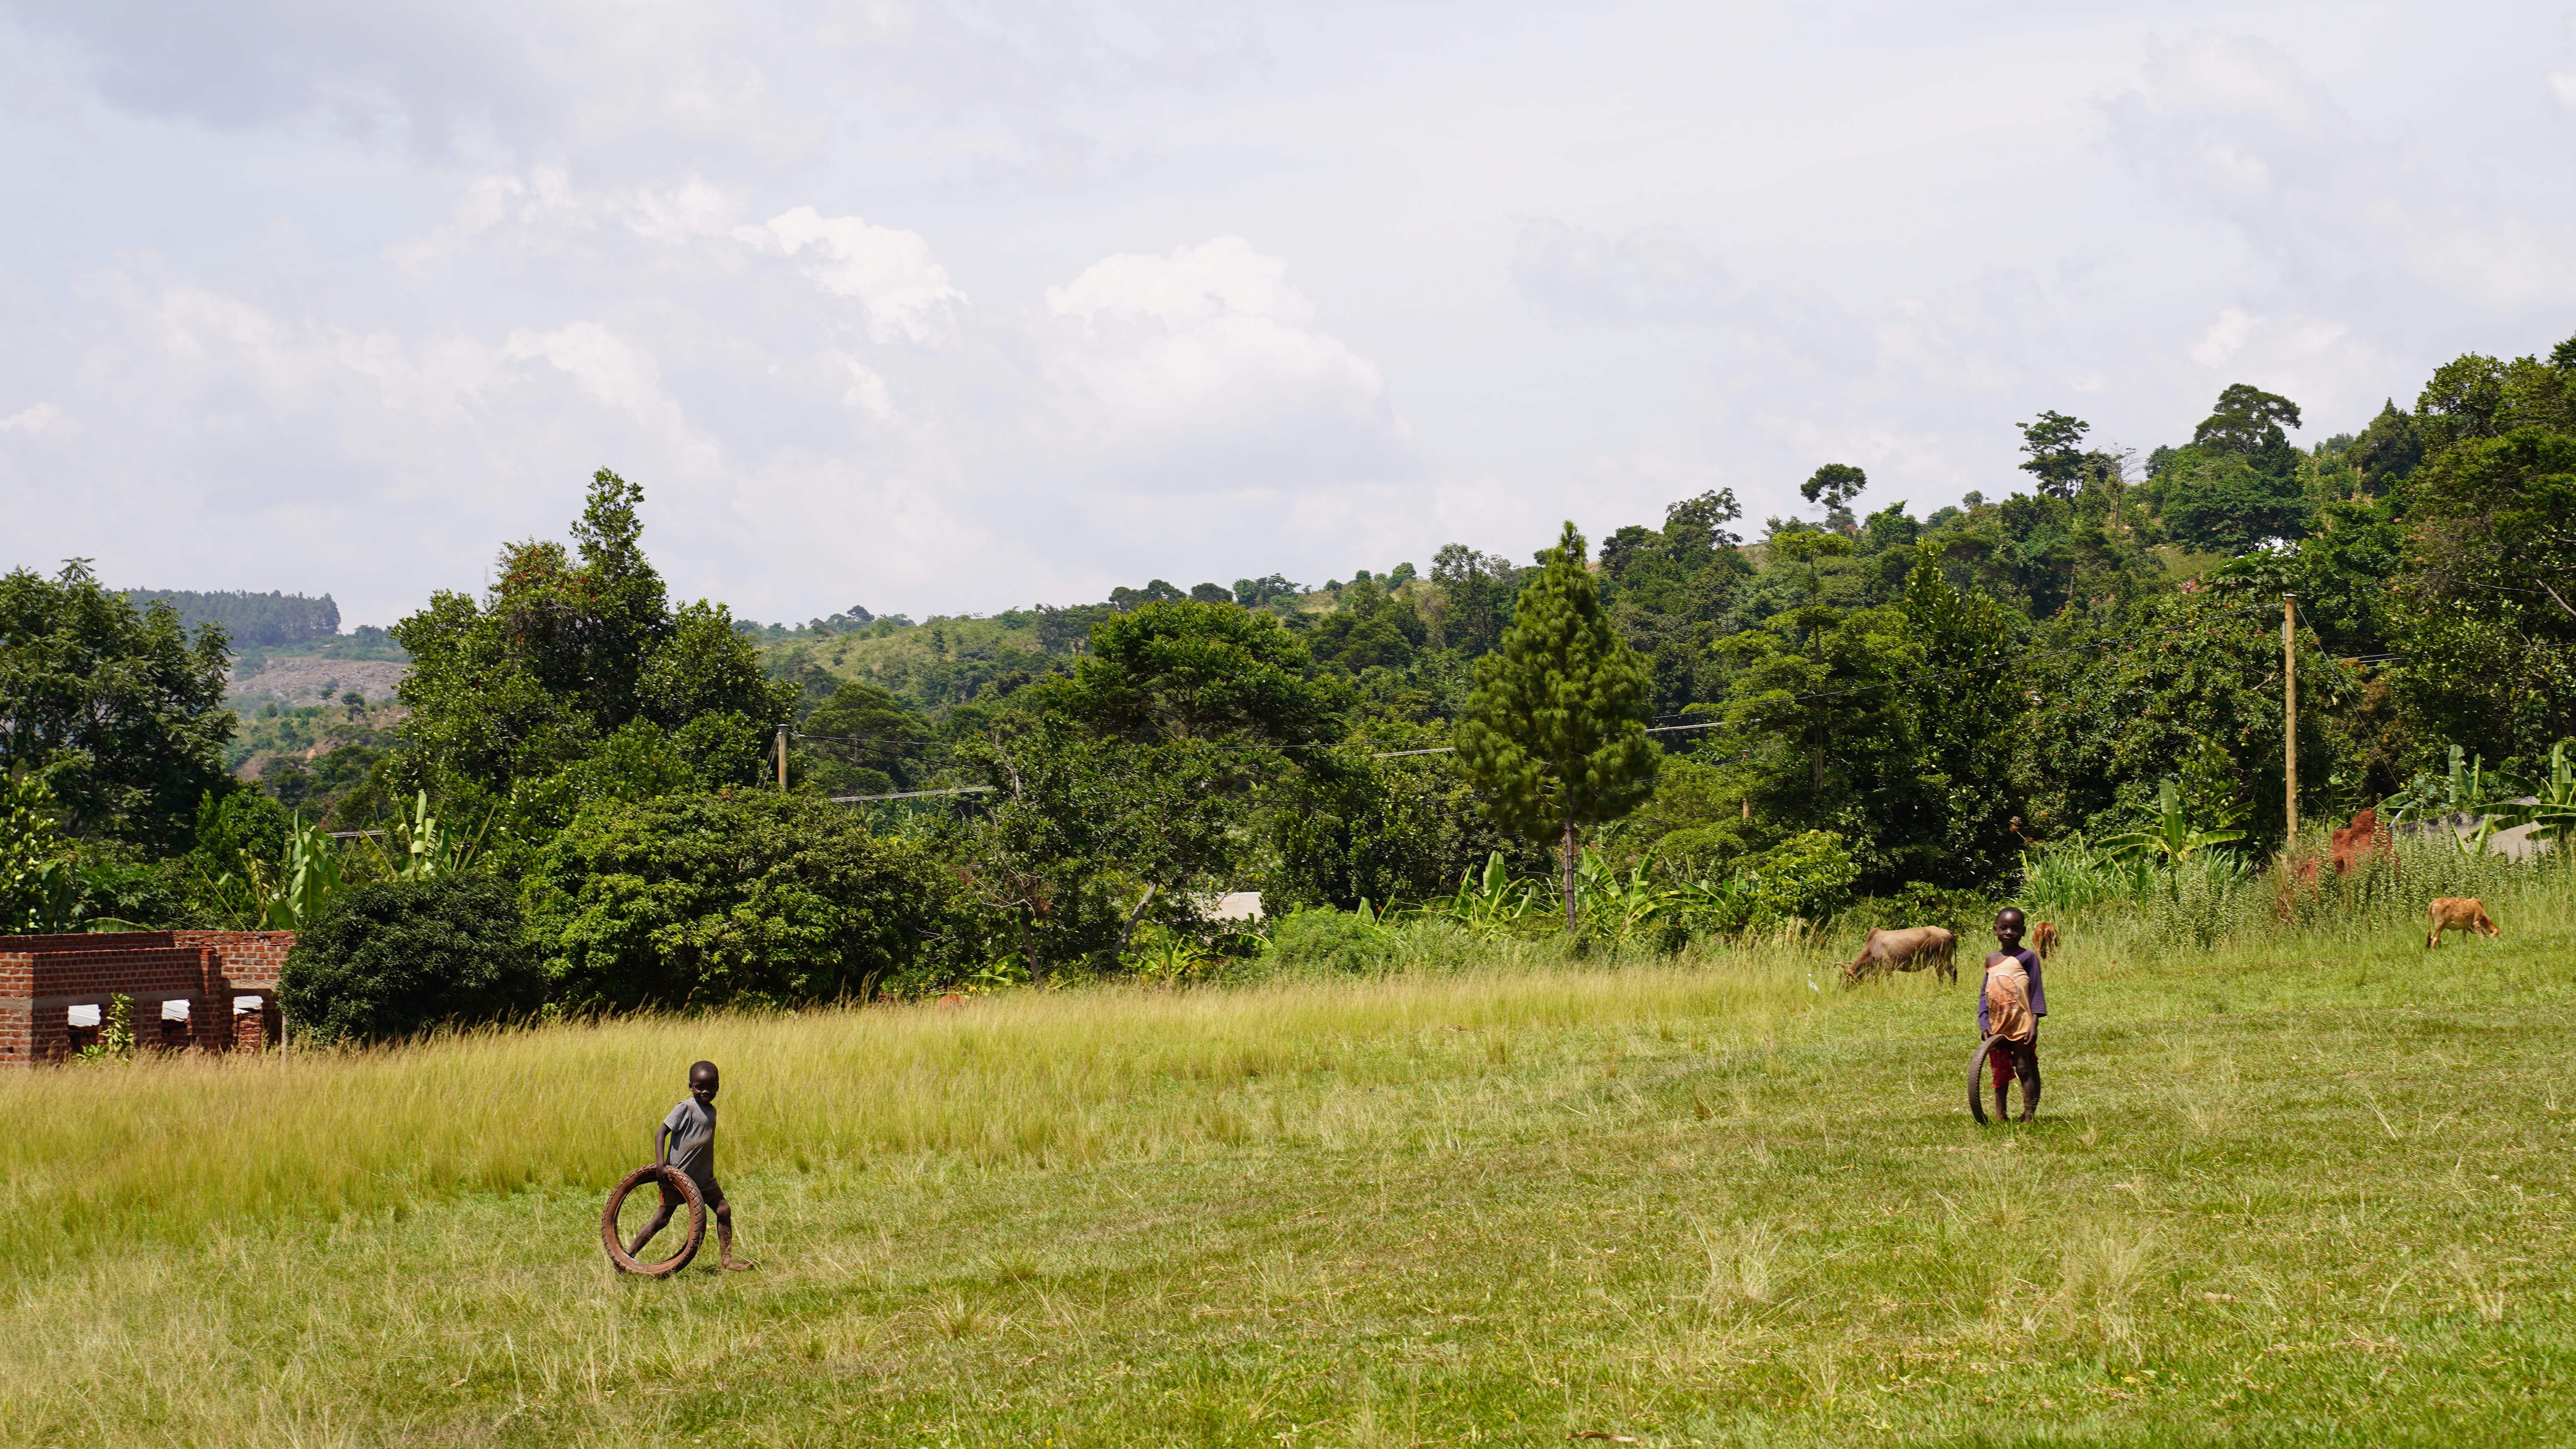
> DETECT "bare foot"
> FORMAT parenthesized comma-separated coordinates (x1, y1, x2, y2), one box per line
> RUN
(723, 1258, 756, 1271)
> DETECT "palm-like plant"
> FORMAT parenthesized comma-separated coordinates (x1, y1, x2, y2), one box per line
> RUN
(2100, 778, 2247, 898)
(1440, 851, 1540, 938)
(2491, 739, 2576, 848)
(358, 790, 495, 881)
(1574, 848, 1671, 940)
(2385, 744, 2528, 857)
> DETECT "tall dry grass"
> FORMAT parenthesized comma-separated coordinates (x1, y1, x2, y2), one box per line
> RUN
(0, 933, 1850, 1274)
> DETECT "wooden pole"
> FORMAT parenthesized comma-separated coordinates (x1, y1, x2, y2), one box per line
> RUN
(776, 726, 788, 790)
(2282, 595, 2298, 850)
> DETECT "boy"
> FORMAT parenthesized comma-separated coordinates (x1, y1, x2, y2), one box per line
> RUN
(626, 1060, 753, 1270)
(1979, 908, 2045, 1123)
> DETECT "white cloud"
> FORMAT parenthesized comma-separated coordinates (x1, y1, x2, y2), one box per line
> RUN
(1049, 235, 1312, 328)
(1042, 237, 1410, 487)
(2190, 308, 2258, 368)
(744, 207, 965, 344)
(7, 3, 2576, 626)
(0, 403, 61, 435)
(502, 322, 681, 428)
(837, 355, 897, 422)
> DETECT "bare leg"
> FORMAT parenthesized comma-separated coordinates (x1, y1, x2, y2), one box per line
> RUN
(716, 1202, 753, 1270)
(626, 1196, 677, 1257)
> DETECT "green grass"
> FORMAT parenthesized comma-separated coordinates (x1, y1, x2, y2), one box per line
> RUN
(7, 884, 2576, 1445)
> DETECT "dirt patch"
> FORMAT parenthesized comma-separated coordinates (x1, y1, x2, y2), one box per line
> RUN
(228, 657, 409, 706)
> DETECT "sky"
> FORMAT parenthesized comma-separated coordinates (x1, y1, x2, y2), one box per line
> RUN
(3, 1, 2574, 628)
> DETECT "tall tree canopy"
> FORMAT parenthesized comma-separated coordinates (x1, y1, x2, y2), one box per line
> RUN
(0, 561, 234, 850)
(1454, 522, 1659, 928)
(389, 470, 788, 819)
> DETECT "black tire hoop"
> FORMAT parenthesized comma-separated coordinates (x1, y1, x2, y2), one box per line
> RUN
(1967, 1034, 2006, 1125)
(600, 1164, 707, 1277)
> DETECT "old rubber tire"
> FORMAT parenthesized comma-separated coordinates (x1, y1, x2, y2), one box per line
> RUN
(600, 1164, 705, 1277)
(1967, 1035, 2005, 1125)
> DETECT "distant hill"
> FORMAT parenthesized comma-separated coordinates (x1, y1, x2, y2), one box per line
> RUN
(126, 589, 340, 646)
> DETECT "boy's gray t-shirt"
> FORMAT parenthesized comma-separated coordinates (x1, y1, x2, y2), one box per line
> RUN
(662, 1098, 718, 1186)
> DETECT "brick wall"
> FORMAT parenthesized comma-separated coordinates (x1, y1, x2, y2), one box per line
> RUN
(171, 931, 295, 990)
(0, 930, 296, 1066)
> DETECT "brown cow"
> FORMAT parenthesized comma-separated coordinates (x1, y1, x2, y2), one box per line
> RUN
(2032, 920, 2061, 960)
(1843, 926, 1959, 986)
(2424, 898, 2501, 949)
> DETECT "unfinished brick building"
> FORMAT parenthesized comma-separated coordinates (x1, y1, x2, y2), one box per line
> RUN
(0, 931, 294, 1066)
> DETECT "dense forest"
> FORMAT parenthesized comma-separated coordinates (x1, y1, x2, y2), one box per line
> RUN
(4, 331, 2570, 1032)
(122, 589, 341, 647)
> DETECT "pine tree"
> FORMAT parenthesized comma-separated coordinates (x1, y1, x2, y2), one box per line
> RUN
(1454, 522, 1659, 930)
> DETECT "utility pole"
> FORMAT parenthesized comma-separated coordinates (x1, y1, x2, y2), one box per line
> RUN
(2282, 595, 2298, 849)
(776, 726, 788, 790)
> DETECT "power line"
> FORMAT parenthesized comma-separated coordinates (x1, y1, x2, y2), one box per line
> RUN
(829, 785, 994, 803)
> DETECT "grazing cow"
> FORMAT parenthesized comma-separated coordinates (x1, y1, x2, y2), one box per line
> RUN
(2425, 898, 2501, 949)
(1843, 925, 1959, 986)
(2032, 920, 2061, 960)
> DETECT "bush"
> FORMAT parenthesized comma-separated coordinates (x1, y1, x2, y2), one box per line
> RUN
(1844, 881, 1994, 936)
(521, 791, 964, 1010)
(1741, 829, 1859, 926)
(280, 874, 543, 1042)
(1264, 906, 1403, 975)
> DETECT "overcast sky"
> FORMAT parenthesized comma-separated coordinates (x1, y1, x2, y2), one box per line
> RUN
(4, 1, 2573, 627)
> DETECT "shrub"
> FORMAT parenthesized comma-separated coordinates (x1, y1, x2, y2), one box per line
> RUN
(1844, 881, 1993, 936)
(520, 791, 963, 1010)
(280, 874, 543, 1042)
(1264, 906, 1402, 975)
(1735, 829, 1859, 929)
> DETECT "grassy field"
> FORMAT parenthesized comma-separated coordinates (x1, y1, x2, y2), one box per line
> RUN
(6, 880, 2576, 1446)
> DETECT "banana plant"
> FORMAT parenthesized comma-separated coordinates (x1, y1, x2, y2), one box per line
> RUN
(205, 815, 348, 930)
(2385, 744, 2530, 857)
(1574, 848, 1671, 939)
(359, 790, 494, 882)
(2491, 739, 2576, 848)
(2100, 778, 2247, 898)
(1439, 851, 1539, 937)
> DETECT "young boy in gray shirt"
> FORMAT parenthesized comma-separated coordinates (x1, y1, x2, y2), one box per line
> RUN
(625, 1060, 753, 1270)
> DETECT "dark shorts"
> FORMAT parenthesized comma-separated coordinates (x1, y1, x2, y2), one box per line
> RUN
(660, 1174, 726, 1209)
(1987, 1034, 2038, 1089)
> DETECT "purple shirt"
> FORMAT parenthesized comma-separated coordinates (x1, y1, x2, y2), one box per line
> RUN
(1978, 948, 2045, 1036)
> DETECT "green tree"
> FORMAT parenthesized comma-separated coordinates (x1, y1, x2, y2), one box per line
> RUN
(522, 791, 959, 1009)
(389, 471, 789, 826)
(1710, 597, 1924, 887)
(1893, 548, 2026, 887)
(2193, 383, 2303, 477)
(2012, 592, 2350, 849)
(2387, 414, 2576, 764)
(969, 601, 1330, 969)
(1454, 522, 1659, 930)
(2016, 411, 2091, 499)
(0, 561, 235, 851)
(1801, 464, 1869, 532)
(280, 875, 544, 1042)
(1044, 598, 1340, 744)
(2157, 450, 2310, 552)
(950, 718, 1132, 981)
(1263, 731, 1533, 913)
(798, 680, 938, 797)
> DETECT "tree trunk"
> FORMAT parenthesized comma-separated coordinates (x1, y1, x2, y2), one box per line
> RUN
(1018, 905, 1042, 984)
(1113, 884, 1158, 960)
(1561, 815, 1579, 934)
